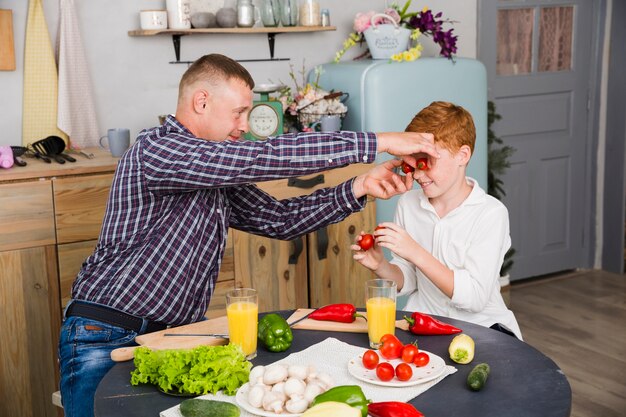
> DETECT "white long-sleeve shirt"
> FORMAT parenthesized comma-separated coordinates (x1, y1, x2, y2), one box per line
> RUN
(393, 178, 522, 340)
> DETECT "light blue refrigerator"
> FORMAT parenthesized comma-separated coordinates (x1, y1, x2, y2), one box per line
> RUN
(313, 57, 488, 225)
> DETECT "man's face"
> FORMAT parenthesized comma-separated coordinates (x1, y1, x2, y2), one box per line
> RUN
(203, 78, 253, 141)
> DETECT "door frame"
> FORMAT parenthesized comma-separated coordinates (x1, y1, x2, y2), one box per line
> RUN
(602, 0, 626, 273)
(477, 0, 607, 273)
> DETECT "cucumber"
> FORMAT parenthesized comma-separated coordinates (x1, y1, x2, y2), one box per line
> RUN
(179, 399, 240, 417)
(467, 363, 490, 391)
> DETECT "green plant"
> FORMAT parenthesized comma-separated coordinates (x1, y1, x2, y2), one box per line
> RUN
(487, 100, 516, 277)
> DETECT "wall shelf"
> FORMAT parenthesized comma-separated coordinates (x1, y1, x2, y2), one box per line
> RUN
(128, 26, 336, 64)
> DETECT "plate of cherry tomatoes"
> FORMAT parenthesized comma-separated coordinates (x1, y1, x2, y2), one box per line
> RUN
(347, 345, 446, 387)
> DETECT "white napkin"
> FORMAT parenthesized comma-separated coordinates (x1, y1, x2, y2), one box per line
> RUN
(56, 0, 100, 149)
(160, 337, 456, 417)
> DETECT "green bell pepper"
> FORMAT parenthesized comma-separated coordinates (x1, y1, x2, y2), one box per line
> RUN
(311, 385, 370, 417)
(257, 313, 293, 352)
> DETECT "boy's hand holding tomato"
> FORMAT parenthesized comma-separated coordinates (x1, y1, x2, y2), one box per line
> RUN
(352, 231, 385, 271)
(372, 222, 424, 265)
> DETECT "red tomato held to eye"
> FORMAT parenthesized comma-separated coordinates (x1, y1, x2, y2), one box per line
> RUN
(413, 351, 430, 367)
(401, 161, 415, 174)
(362, 350, 379, 370)
(401, 344, 419, 364)
(379, 335, 403, 360)
(359, 234, 375, 251)
(395, 362, 413, 381)
(376, 362, 395, 382)
(416, 157, 429, 170)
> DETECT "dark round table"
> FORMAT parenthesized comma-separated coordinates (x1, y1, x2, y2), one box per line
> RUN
(94, 311, 571, 417)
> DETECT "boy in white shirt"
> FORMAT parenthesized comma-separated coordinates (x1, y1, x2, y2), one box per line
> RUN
(353, 101, 522, 339)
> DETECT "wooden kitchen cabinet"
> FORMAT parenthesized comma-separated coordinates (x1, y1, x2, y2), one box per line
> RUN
(217, 164, 377, 314)
(0, 148, 118, 417)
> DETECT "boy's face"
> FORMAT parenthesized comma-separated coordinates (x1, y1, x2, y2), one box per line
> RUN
(410, 143, 471, 200)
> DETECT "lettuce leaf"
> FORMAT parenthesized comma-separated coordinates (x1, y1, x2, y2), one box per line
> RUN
(130, 344, 251, 395)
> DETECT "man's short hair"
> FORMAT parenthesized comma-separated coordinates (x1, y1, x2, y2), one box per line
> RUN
(178, 54, 255, 97)
(405, 101, 476, 154)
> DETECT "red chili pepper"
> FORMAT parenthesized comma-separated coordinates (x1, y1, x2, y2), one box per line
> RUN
(309, 304, 366, 323)
(404, 311, 462, 335)
(416, 157, 429, 170)
(368, 401, 424, 417)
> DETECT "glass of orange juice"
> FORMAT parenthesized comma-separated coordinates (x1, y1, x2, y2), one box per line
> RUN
(366, 279, 397, 349)
(226, 288, 258, 360)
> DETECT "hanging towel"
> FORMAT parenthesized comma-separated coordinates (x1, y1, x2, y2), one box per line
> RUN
(56, 0, 100, 149)
(22, 0, 68, 146)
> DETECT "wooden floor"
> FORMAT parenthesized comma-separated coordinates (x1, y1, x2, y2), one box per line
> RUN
(508, 270, 626, 417)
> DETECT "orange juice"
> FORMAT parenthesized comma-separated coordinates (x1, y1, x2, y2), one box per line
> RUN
(227, 301, 258, 358)
(366, 296, 396, 347)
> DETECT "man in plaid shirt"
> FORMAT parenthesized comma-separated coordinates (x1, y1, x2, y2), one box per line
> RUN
(58, 54, 439, 416)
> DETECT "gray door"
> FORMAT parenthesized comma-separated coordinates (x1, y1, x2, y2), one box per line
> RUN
(479, 0, 598, 280)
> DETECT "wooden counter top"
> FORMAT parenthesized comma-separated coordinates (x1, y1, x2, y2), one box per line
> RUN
(0, 148, 119, 182)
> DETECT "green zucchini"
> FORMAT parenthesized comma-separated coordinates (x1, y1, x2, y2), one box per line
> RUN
(467, 363, 490, 391)
(179, 399, 240, 417)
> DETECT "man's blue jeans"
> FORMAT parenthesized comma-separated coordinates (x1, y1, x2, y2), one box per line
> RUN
(58, 316, 137, 417)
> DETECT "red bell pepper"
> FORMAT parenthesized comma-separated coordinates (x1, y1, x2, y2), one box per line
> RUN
(309, 304, 366, 323)
(368, 401, 424, 417)
(404, 311, 462, 335)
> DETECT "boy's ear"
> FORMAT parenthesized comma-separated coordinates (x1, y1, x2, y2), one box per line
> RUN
(456, 145, 472, 166)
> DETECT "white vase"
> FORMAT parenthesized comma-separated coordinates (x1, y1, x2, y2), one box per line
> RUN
(166, 0, 191, 29)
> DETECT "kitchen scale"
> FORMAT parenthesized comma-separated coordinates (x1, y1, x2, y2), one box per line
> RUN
(244, 84, 284, 141)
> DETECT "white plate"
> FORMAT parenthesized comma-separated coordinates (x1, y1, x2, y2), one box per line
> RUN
(347, 350, 447, 387)
(235, 382, 301, 417)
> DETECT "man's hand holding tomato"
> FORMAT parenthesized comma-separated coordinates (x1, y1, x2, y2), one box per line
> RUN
(352, 159, 415, 200)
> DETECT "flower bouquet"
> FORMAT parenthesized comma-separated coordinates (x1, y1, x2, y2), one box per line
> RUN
(335, 1, 458, 63)
(277, 64, 348, 132)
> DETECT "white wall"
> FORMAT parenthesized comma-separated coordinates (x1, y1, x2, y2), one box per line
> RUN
(0, 0, 477, 146)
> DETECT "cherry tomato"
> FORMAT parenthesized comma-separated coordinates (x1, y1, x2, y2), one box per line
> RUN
(359, 234, 374, 251)
(375, 362, 395, 382)
(401, 161, 415, 174)
(401, 344, 419, 363)
(362, 349, 379, 370)
(395, 362, 413, 381)
(416, 157, 429, 170)
(380, 333, 401, 344)
(413, 351, 430, 367)
(379, 335, 403, 360)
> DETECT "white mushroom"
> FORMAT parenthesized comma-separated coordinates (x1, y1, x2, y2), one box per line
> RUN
(249, 365, 265, 386)
(288, 364, 309, 380)
(271, 381, 285, 395)
(305, 365, 318, 383)
(263, 364, 289, 385)
(285, 395, 309, 413)
(262, 391, 285, 414)
(283, 377, 306, 398)
(248, 384, 266, 408)
(303, 382, 325, 404)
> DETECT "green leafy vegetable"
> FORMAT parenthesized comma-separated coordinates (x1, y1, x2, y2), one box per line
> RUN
(130, 344, 251, 395)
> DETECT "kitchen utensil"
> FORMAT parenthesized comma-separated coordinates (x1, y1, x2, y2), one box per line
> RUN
(0, 9, 16, 71)
(65, 148, 95, 159)
(10, 146, 27, 166)
(286, 308, 409, 333)
(110, 315, 230, 362)
(27, 144, 51, 163)
(45, 135, 76, 162)
(33, 139, 64, 164)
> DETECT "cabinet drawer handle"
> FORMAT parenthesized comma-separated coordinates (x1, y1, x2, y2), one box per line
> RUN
(288, 174, 324, 189)
(288, 236, 304, 264)
(316, 227, 328, 260)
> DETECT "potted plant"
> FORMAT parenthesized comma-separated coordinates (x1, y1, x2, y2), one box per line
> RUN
(487, 101, 516, 288)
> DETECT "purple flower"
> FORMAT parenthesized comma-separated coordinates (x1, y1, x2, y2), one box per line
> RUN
(408, 8, 457, 60)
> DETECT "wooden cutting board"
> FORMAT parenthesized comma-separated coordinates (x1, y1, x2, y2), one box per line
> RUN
(110, 316, 230, 362)
(287, 308, 409, 333)
(0, 9, 16, 71)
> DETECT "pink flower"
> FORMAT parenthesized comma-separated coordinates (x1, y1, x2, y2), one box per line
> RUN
(383, 8, 401, 24)
(353, 11, 376, 33)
